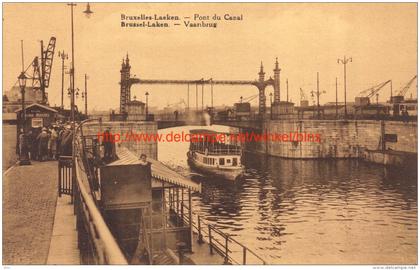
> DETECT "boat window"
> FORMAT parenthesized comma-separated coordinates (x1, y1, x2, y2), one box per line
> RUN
(232, 158, 237, 166)
(219, 158, 225, 165)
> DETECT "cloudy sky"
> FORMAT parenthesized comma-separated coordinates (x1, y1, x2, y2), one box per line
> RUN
(3, 3, 417, 111)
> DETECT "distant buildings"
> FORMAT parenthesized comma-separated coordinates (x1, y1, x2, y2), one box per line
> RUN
(3, 86, 44, 123)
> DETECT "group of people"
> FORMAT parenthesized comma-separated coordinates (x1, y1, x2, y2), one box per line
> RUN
(402, 108, 411, 123)
(17, 122, 74, 162)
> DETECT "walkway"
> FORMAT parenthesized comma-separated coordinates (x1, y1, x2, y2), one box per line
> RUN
(3, 161, 58, 264)
(47, 195, 80, 264)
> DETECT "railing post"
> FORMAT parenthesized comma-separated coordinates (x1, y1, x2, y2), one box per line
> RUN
(169, 188, 172, 210)
(71, 158, 75, 204)
(149, 202, 153, 265)
(188, 189, 193, 253)
(208, 225, 213, 254)
(58, 160, 62, 197)
(162, 181, 167, 249)
(176, 187, 180, 225)
(243, 246, 247, 265)
(181, 201, 184, 225)
(224, 234, 229, 264)
(181, 188, 184, 224)
(197, 216, 204, 244)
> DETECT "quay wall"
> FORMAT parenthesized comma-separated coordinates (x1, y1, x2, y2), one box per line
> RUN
(248, 120, 417, 159)
(80, 121, 158, 159)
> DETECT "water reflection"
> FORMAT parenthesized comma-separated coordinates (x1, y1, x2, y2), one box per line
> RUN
(158, 126, 417, 264)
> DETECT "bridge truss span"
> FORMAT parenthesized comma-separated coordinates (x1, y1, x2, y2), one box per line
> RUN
(129, 78, 263, 86)
(119, 55, 281, 117)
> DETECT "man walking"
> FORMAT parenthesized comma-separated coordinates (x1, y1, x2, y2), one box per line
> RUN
(37, 127, 50, 161)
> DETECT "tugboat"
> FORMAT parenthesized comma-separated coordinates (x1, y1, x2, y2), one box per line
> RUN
(187, 129, 244, 181)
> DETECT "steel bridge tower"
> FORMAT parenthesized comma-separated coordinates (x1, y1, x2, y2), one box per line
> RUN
(120, 54, 131, 113)
(119, 55, 280, 119)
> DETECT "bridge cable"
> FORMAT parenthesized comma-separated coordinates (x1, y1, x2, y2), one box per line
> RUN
(187, 83, 190, 112)
(195, 83, 198, 111)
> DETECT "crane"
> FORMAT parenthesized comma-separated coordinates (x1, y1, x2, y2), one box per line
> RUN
(357, 80, 391, 99)
(11, 37, 56, 104)
(396, 75, 417, 97)
(166, 98, 187, 108)
(299, 88, 307, 101)
(238, 94, 259, 103)
(300, 87, 316, 105)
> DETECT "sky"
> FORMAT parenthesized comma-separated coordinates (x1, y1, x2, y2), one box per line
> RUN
(3, 3, 417, 112)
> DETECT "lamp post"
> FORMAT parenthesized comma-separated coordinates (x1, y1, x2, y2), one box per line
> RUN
(66, 3, 93, 199)
(145, 91, 149, 120)
(337, 56, 352, 119)
(67, 2, 93, 123)
(18, 71, 31, 165)
(58, 50, 68, 109)
(67, 2, 93, 134)
(82, 74, 88, 116)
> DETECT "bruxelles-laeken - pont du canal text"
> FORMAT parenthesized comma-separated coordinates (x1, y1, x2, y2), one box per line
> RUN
(120, 13, 243, 28)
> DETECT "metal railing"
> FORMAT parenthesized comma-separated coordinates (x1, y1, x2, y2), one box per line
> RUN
(72, 119, 128, 264)
(58, 156, 73, 196)
(171, 194, 266, 265)
(195, 148, 241, 156)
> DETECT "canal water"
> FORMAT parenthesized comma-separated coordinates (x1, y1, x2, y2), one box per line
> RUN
(158, 126, 417, 264)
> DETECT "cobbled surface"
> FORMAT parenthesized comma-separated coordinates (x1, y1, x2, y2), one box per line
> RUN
(3, 161, 58, 264)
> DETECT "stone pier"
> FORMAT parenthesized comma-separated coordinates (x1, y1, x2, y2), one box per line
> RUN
(247, 120, 417, 160)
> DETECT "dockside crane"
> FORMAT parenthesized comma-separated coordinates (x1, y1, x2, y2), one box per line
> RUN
(238, 94, 259, 104)
(165, 98, 188, 110)
(12, 37, 56, 105)
(356, 80, 391, 105)
(396, 75, 417, 97)
(41, 37, 57, 96)
(299, 88, 310, 107)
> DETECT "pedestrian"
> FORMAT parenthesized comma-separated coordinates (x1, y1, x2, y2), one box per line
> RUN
(31, 127, 41, 161)
(60, 124, 73, 156)
(37, 127, 50, 161)
(49, 126, 58, 160)
(139, 153, 152, 180)
(18, 129, 26, 158)
(16, 129, 22, 157)
(26, 129, 34, 160)
(139, 153, 148, 165)
(405, 109, 410, 123)
(56, 126, 63, 158)
(102, 127, 114, 162)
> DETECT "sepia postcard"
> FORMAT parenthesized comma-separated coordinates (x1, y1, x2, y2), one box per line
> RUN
(2, 2, 418, 268)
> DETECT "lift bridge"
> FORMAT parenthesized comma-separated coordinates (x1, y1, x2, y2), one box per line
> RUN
(119, 55, 282, 129)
